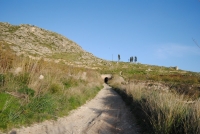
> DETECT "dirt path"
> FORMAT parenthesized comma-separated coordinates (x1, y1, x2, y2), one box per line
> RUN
(9, 84, 139, 134)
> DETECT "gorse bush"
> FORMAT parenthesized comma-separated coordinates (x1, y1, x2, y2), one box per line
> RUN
(49, 83, 61, 94)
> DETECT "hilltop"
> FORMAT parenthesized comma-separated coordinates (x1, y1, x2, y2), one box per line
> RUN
(0, 22, 108, 69)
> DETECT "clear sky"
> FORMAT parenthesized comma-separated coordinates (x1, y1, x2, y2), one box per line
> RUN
(1, 0, 200, 72)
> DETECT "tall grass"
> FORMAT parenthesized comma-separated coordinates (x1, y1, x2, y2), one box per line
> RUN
(0, 46, 102, 132)
(112, 82, 200, 134)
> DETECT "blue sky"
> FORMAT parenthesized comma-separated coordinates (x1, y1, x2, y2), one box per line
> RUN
(0, 0, 200, 72)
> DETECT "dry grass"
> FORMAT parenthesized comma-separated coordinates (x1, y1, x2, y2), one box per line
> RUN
(0, 46, 103, 131)
(112, 81, 200, 134)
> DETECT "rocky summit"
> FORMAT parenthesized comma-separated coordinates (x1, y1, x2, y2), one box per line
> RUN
(0, 22, 108, 68)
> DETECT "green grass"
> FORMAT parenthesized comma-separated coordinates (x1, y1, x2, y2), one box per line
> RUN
(0, 93, 21, 129)
(50, 52, 82, 61)
(0, 47, 102, 132)
(18, 86, 35, 97)
(0, 83, 101, 131)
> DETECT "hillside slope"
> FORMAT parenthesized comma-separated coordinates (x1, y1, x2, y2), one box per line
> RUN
(0, 22, 108, 68)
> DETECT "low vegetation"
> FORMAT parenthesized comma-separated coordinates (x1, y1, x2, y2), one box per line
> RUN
(0, 45, 102, 132)
(107, 63, 200, 134)
(101, 62, 200, 98)
(1, 22, 200, 133)
(112, 84, 199, 134)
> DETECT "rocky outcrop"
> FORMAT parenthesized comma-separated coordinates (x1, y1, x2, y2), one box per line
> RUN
(0, 22, 108, 67)
(0, 22, 84, 55)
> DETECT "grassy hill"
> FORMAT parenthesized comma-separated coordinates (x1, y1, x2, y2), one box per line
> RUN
(0, 22, 200, 133)
(101, 61, 200, 97)
(0, 22, 109, 69)
(0, 22, 105, 131)
(105, 62, 200, 133)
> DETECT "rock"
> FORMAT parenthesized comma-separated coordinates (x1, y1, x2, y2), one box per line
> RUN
(81, 72, 87, 80)
(14, 67, 23, 75)
(101, 74, 112, 80)
(39, 75, 44, 80)
(0, 22, 109, 67)
(120, 71, 123, 76)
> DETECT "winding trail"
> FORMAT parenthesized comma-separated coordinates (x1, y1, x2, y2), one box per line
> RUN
(9, 84, 139, 134)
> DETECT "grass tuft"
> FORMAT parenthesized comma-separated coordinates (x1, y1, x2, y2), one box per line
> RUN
(112, 83, 200, 134)
(0, 47, 102, 132)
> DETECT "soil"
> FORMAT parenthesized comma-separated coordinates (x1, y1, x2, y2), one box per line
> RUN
(8, 84, 139, 134)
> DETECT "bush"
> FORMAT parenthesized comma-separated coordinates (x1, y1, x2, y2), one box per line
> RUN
(49, 83, 61, 94)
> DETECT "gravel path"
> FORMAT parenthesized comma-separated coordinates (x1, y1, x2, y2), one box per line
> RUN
(9, 84, 139, 134)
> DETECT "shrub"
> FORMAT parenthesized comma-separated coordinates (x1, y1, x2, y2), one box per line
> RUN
(8, 26, 20, 33)
(49, 83, 61, 94)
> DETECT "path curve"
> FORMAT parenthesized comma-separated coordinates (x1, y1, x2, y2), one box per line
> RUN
(9, 84, 139, 134)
